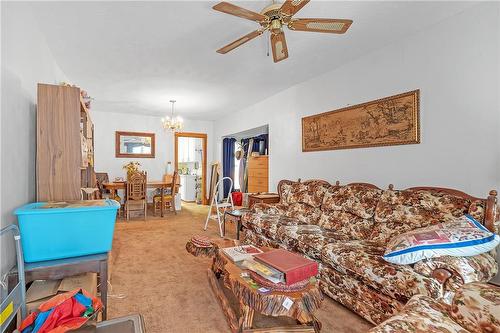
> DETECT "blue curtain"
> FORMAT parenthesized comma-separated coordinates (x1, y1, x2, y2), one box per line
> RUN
(222, 138, 236, 197)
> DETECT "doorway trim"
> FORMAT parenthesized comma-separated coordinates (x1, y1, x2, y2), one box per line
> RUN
(174, 132, 208, 205)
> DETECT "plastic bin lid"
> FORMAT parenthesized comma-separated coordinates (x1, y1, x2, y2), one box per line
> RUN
(14, 199, 120, 215)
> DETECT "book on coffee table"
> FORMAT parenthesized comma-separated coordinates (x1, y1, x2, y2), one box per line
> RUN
(240, 258, 285, 284)
(254, 249, 318, 285)
(222, 245, 263, 263)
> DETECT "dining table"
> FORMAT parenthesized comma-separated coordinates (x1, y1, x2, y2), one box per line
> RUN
(103, 179, 181, 217)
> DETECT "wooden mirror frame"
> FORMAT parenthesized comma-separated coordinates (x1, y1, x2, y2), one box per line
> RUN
(115, 131, 156, 158)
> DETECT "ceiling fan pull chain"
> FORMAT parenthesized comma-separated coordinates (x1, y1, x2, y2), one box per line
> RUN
(267, 31, 270, 57)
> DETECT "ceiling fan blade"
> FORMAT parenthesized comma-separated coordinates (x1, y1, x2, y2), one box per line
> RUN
(270, 31, 289, 63)
(288, 18, 353, 34)
(280, 0, 310, 17)
(217, 29, 264, 54)
(213, 2, 268, 23)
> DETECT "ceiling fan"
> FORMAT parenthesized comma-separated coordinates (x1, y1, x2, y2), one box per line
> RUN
(213, 0, 353, 63)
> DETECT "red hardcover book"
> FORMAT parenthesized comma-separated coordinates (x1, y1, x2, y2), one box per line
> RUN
(254, 249, 318, 285)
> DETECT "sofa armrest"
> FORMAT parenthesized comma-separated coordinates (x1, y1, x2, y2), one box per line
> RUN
(414, 253, 498, 292)
(251, 202, 288, 215)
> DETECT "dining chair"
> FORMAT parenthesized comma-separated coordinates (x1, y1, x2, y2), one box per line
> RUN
(95, 172, 110, 198)
(125, 171, 147, 220)
(153, 171, 178, 216)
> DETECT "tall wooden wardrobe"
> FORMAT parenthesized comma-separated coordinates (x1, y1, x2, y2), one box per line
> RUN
(36, 83, 95, 201)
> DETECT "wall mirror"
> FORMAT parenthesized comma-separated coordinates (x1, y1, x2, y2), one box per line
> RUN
(115, 131, 155, 158)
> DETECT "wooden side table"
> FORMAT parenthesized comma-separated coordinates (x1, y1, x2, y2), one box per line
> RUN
(247, 193, 280, 208)
(224, 209, 247, 240)
(8, 253, 109, 320)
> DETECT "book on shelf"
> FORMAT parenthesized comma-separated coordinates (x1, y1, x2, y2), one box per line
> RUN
(240, 258, 285, 284)
(254, 249, 318, 285)
(222, 245, 263, 263)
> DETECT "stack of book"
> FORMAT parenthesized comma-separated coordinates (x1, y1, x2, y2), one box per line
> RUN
(223, 246, 318, 288)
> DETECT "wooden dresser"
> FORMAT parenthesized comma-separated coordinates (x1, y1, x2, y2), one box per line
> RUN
(247, 155, 268, 193)
(37, 83, 95, 201)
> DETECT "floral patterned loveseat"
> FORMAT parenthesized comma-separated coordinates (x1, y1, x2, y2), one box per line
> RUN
(240, 179, 499, 324)
(369, 282, 500, 333)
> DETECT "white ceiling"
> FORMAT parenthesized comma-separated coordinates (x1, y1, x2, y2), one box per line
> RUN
(29, 1, 475, 120)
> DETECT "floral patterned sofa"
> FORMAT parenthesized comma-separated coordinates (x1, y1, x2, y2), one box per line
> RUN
(369, 282, 500, 333)
(240, 179, 499, 324)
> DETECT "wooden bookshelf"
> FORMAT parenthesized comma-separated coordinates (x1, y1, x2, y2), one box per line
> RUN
(36, 83, 95, 201)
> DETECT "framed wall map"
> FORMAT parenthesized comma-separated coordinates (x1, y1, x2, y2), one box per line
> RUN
(302, 90, 420, 152)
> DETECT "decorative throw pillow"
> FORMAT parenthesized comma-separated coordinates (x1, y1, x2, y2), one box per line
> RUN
(383, 215, 500, 265)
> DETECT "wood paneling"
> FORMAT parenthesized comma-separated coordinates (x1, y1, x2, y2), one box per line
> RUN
(247, 156, 268, 193)
(37, 84, 82, 201)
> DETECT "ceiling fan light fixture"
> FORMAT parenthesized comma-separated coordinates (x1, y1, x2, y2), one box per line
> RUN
(270, 18, 282, 33)
(213, 0, 352, 63)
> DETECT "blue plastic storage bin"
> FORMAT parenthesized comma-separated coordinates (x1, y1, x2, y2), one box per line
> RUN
(14, 199, 120, 262)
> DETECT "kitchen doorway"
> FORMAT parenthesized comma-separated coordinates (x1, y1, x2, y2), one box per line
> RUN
(174, 132, 208, 205)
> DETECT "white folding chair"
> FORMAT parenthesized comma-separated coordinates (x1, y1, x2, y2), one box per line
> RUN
(204, 177, 234, 237)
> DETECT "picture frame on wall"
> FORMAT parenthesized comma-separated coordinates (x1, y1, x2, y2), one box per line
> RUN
(302, 90, 420, 152)
(115, 131, 156, 158)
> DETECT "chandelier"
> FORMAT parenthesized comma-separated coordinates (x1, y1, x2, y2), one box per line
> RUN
(162, 100, 183, 131)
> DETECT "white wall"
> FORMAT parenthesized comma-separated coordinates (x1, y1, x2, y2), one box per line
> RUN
(92, 111, 214, 197)
(1, 3, 68, 280)
(214, 3, 500, 198)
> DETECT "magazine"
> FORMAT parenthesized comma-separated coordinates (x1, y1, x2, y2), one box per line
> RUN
(222, 245, 263, 262)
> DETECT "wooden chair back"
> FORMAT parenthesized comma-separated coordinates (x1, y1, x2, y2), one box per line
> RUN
(127, 171, 147, 201)
(95, 172, 110, 196)
(170, 171, 179, 196)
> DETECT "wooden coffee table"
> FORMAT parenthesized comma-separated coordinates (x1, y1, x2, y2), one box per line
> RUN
(207, 240, 323, 333)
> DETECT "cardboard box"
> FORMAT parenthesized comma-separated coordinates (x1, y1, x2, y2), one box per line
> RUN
(25, 273, 98, 314)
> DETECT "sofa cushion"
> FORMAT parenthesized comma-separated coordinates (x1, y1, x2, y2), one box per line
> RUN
(413, 254, 499, 286)
(242, 213, 281, 240)
(321, 240, 442, 302)
(241, 228, 281, 249)
(275, 225, 343, 259)
(322, 184, 382, 219)
(371, 189, 475, 243)
(242, 212, 304, 241)
(281, 181, 330, 207)
(318, 210, 374, 240)
(450, 282, 500, 333)
(320, 266, 404, 323)
(297, 230, 342, 260)
(468, 200, 487, 226)
(251, 202, 288, 215)
(276, 224, 322, 254)
(368, 294, 468, 333)
(284, 203, 322, 225)
(374, 189, 471, 224)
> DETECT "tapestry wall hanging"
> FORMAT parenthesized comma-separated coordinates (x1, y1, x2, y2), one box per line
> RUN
(302, 90, 420, 151)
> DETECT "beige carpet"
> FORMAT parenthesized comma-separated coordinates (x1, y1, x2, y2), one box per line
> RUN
(108, 203, 372, 333)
